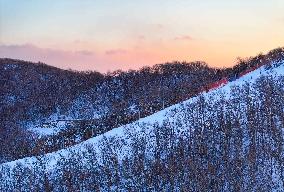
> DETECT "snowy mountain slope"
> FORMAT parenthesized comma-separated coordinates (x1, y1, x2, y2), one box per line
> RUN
(1, 60, 284, 172)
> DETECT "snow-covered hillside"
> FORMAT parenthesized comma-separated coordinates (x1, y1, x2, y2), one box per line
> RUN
(1, 60, 284, 191)
(2, 61, 284, 167)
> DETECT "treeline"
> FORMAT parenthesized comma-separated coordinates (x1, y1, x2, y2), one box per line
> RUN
(228, 47, 284, 77)
(1, 75, 284, 191)
(68, 60, 224, 120)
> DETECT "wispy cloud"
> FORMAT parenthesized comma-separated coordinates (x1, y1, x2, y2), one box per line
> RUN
(75, 50, 94, 56)
(138, 35, 146, 40)
(0, 44, 95, 58)
(0, 44, 161, 73)
(105, 49, 128, 55)
(0, 44, 107, 71)
(174, 35, 193, 41)
(156, 24, 164, 29)
(73, 39, 83, 44)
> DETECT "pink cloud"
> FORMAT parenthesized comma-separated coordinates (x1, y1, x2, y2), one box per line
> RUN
(0, 44, 162, 73)
(0, 44, 109, 72)
(138, 35, 146, 40)
(174, 35, 193, 41)
(156, 24, 164, 29)
(73, 39, 83, 44)
(75, 50, 94, 56)
(105, 49, 128, 55)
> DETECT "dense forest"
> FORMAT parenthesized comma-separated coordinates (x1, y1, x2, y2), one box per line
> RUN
(1, 72, 284, 191)
(1, 59, 223, 162)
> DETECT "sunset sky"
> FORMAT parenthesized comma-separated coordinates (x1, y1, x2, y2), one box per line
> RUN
(1, 0, 284, 73)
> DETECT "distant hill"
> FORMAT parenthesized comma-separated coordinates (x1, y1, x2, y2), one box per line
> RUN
(0, 58, 104, 122)
(0, 58, 228, 161)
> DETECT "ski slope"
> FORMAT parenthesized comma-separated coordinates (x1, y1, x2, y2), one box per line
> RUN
(1, 61, 284, 171)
